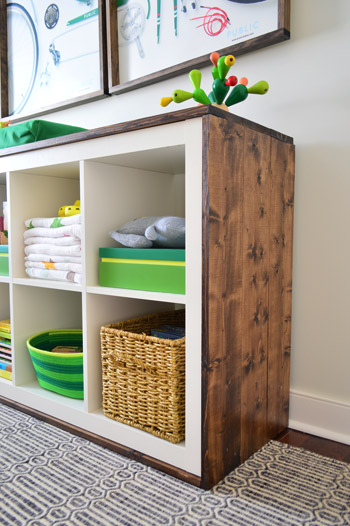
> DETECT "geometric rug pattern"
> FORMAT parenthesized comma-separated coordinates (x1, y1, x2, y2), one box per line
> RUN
(0, 402, 349, 525)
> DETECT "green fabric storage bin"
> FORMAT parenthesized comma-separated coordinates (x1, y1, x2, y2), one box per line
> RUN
(99, 247, 185, 294)
(27, 329, 83, 399)
(99, 260, 185, 294)
(0, 255, 9, 276)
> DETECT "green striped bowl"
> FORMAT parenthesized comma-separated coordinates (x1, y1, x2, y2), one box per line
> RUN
(27, 329, 84, 399)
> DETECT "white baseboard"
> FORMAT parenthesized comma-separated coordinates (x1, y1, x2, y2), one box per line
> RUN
(289, 390, 350, 445)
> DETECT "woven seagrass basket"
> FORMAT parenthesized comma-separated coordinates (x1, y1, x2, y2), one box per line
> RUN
(100, 309, 185, 443)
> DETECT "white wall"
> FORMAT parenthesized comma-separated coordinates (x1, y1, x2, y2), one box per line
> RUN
(37, 0, 350, 441)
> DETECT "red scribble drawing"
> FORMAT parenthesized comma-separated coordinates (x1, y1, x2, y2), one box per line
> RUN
(191, 6, 230, 36)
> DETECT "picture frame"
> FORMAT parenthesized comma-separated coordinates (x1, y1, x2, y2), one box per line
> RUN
(107, 0, 290, 95)
(0, 0, 108, 121)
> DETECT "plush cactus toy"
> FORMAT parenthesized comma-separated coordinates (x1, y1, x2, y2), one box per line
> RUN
(160, 51, 269, 112)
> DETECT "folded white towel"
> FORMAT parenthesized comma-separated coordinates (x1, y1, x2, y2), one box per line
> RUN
(25, 215, 81, 229)
(25, 254, 82, 264)
(25, 244, 82, 256)
(24, 223, 82, 240)
(25, 261, 82, 273)
(25, 267, 82, 284)
(24, 236, 81, 246)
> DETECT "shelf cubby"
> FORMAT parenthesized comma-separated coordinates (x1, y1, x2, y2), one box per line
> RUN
(11, 285, 82, 387)
(82, 153, 185, 289)
(8, 164, 80, 281)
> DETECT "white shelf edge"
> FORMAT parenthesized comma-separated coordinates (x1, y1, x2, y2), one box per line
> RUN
(0, 376, 12, 386)
(0, 275, 10, 284)
(14, 380, 85, 410)
(12, 277, 82, 292)
(86, 285, 186, 304)
(89, 407, 186, 449)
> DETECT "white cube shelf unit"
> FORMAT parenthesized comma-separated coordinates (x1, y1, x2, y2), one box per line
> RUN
(0, 107, 295, 489)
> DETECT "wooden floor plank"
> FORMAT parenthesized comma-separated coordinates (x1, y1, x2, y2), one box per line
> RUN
(275, 428, 350, 463)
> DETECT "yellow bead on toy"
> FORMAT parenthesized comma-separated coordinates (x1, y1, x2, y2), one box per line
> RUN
(224, 55, 235, 67)
(160, 97, 173, 107)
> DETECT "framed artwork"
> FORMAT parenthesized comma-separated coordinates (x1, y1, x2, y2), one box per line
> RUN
(1, 0, 107, 120)
(107, 0, 290, 95)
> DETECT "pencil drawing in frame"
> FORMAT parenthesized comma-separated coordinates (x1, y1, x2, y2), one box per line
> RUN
(106, 0, 290, 95)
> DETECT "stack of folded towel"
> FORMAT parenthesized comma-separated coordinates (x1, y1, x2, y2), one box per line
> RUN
(24, 214, 82, 284)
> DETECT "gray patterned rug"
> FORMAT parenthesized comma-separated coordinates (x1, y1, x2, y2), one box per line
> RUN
(0, 402, 349, 526)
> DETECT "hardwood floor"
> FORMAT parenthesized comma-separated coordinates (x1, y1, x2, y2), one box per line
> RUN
(276, 428, 350, 463)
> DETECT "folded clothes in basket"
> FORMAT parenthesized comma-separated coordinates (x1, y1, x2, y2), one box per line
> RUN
(151, 325, 185, 339)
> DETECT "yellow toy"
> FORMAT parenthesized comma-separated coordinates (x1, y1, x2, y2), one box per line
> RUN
(58, 200, 80, 217)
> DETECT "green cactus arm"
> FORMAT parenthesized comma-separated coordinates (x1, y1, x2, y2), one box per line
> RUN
(193, 88, 211, 105)
(225, 84, 248, 107)
(189, 70, 202, 90)
(247, 81, 269, 95)
(172, 89, 193, 103)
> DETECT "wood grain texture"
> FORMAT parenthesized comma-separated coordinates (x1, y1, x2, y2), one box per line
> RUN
(106, 0, 119, 89)
(200, 117, 294, 471)
(279, 140, 295, 429)
(267, 137, 285, 438)
(98, 0, 109, 93)
(279, 0, 291, 32)
(240, 127, 271, 461)
(276, 428, 350, 463)
(0, 0, 8, 118)
(267, 138, 295, 436)
(201, 115, 244, 488)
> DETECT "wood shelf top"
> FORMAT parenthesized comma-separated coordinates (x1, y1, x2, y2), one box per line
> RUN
(0, 107, 293, 159)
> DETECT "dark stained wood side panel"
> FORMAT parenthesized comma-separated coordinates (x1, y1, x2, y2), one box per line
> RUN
(267, 139, 295, 436)
(0, 0, 8, 118)
(240, 127, 271, 462)
(201, 114, 244, 488)
(281, 141, 295, 426)
(267, 137, 285, 437)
